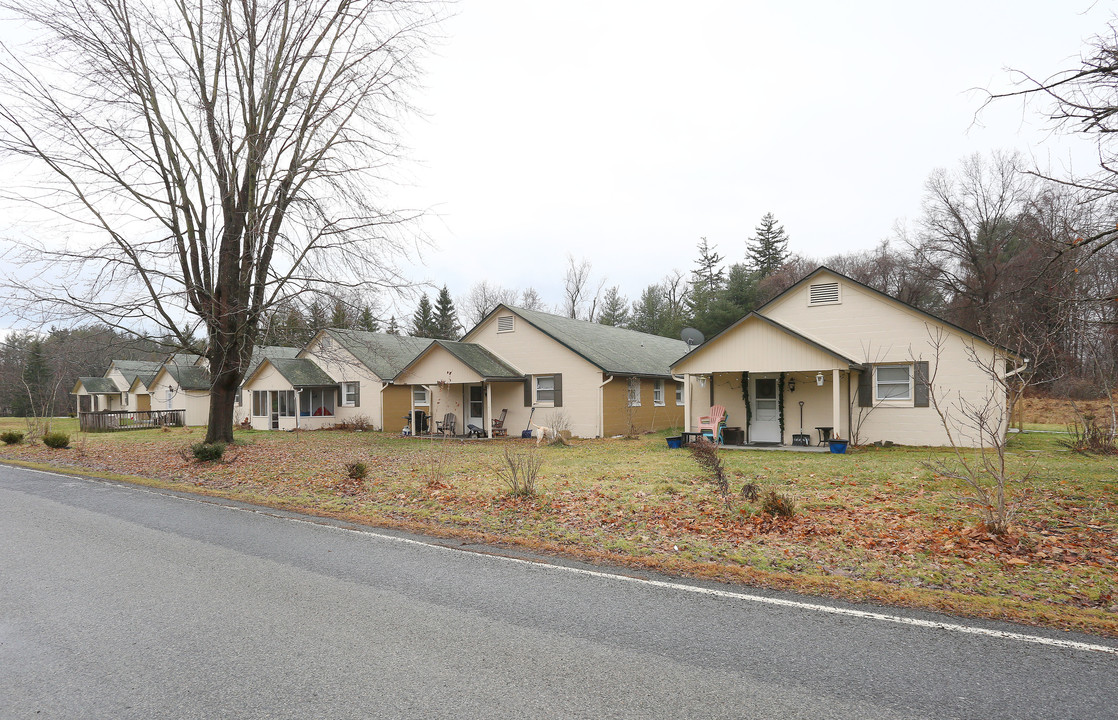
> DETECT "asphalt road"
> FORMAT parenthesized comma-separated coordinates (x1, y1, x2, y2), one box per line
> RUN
(2, 463, 1115, 719)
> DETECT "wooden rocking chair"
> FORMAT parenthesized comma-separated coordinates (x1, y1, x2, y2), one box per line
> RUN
(491, 408, 508, 437)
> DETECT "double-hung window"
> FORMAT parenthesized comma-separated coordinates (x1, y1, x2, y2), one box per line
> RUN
(675, 381, 685, 405)
(535, 375, 555, 404)
(875, 365, 912, 401)
(412, 386, 429, 406)
(653, 379, 665, 406)
(627, 377, 641, 407)
(341, 382, 359, 407)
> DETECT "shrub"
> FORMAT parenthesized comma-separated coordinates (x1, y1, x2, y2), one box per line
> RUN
(761, 490, 796, 518)
(190, 441, 227, 462)
(1, 430, 25, 445)
(334, 415, 371, 432)
(42, 431, 70, 449)
(1062, 417, 1118, 455)
(345, 461, 368, 480)
(497, 446, 543, 497)
(688, 438, 728, 499)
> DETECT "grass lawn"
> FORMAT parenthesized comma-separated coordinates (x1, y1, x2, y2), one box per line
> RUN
(2, 415, 1115, 636)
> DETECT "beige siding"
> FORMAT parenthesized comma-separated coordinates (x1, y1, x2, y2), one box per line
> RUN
(602, 377, 684, 436)
(396, 349, 484, 386)
(300, 338, 391, 430)
(465, 313, 605, 438)
(673, 318, 847, 374)
(763, 271, 1006, 446)
(241, 363, 301, 431)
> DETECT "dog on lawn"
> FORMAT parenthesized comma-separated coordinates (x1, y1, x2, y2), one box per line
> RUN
(530, 423, 555, 446)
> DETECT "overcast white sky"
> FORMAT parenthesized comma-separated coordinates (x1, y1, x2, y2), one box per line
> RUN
(391, 0, 1111, 315)
(1, 1, 1113, 331)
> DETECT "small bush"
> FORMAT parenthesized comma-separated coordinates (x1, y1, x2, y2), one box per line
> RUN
(190, 441, 227, 462)
(1, 430, 25, 445)
(334, 415, 371, 432)
(498, 446, 543, 497)
(345, 461, 368, 480)
(1062, 417, 1118, 455)
(688, 438, 728, 499)
(761, 490, 796, 518)
(42, 431, 70, 449)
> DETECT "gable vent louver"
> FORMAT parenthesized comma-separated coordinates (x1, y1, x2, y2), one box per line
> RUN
(808, 282, 840, 306)
(497, 315, 515, 333)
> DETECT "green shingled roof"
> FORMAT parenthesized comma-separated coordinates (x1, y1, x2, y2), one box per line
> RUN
(410, 340, 523, 381)
(484, 306, 689, 377)
(322, 330, 432, 380)
(162, 364, 212, 391)
(243, 345, 300, 381)
(109, 359, 164, 386)
(75, 377, 121, 394)
(269, 357, 336, 387)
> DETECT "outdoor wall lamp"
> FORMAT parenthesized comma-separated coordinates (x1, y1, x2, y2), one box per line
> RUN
(788, 377, 796, 392)
(698, 376, 707, 388)
(815, 372, 824, 386)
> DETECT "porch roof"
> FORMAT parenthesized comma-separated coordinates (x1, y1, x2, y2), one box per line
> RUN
(73, 377, 121, 394)
(268, 358, 337, 388)
(671, 312, 865, 374)
(393, 340, 523, 384)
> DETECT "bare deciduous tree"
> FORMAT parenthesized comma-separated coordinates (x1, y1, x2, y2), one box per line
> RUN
(0, 0, 438, 442)
(561, 254, 605, 321)
(459, 280, 519, 328)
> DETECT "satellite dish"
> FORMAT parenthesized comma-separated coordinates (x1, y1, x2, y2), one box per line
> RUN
(680, 327, 705, 349)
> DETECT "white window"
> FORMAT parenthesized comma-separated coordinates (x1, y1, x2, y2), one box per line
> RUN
(808, 281, 841, 306)
(412, 386, 429, 406)
(675, 381, 685, 405)
(535, 375, 555, 404)
(275, 390, 296, 417)
(875, 365, 912, 401)
(122, 392, 129, 407)
(497, 315, 515, 333)
(653, 379, 665, 406)
(627, 377, 641, 407)
(341, 382, 359, 406)
(252, 390, 267, 417)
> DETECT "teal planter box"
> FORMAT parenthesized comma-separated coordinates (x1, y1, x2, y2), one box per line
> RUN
(828, 440, 848, 454)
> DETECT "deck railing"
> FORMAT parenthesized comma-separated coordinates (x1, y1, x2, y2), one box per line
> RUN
(78, 410, 186, 432)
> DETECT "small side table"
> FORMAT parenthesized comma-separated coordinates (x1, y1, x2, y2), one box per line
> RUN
(815, 426, 834, 446)
(681, 431, 705, 446)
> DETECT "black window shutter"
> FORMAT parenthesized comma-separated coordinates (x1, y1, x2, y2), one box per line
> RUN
(858, 368, 872, 407)
(913, 361, 930, 408)
(354, 382, 361, 408)
(553, 374, 563, 407)
(524, 377, 533, 407)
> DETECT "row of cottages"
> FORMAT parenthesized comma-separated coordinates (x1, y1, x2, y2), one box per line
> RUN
(671, 267, 1014, 448)
(241, 306, 691, 437)
(72, 355, 198, 414)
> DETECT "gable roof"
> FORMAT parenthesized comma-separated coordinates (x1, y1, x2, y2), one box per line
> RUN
(107, 359, 164, 387)
(760, 266, 1010, 355)
(73, 377, 121, 394)
(157, 364, 212, 391)
(167, 352, 204, 366)
(467, 305, 688, 377)
(242, 345, 300, 382)
(267, 357, 337, 387)
(395, 340, 523, 382)
(671, 312, 865, 370)
(315, 329, 432, 381)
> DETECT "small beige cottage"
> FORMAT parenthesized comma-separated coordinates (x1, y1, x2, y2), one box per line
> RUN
(671, 267, 1014, 448)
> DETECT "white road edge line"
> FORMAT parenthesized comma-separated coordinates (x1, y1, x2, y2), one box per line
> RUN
(14, 464, 1118, 656)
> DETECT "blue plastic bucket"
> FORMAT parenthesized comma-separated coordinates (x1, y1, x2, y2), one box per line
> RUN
(828, 440, 848, 454)
(666, 436, 682, 449)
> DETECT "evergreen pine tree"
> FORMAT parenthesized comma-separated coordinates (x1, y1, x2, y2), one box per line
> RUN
(306, 299, 329, 331)
(433, 285, 461, 339)
(329, 298, 351, 329)
(692, 237, 725, 293)
(597, 286, 630, 327)
(410, 294, 438, 338)
(356, 304, 379, 332)
(19, 338, 53, 418)
(746, 212, 790, 278)
(386, 316, 400, 335)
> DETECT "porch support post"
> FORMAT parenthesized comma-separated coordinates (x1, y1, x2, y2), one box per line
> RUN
(683, 374, 691, 433)
(832, 368, 842, 438)
(485, 382, 493, 438)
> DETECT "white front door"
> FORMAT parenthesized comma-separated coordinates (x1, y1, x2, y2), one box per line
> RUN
(750, 376, 781, 443)
(467, 385, 484, 429)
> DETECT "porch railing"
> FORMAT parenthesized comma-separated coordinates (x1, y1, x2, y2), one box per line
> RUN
(78, 410, 186, 432)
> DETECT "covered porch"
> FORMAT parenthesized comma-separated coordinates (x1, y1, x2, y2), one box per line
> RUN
(393, 340, 524, 438)
(671, 314, 865, 447)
